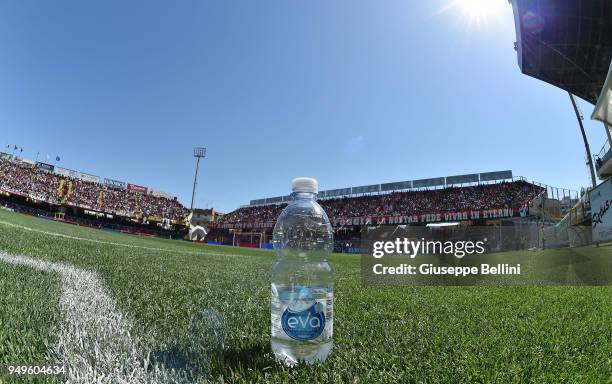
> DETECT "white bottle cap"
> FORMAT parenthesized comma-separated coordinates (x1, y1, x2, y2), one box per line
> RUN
(291, 177, 318, 194)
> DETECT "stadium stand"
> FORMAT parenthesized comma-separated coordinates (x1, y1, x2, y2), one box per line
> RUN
(0, 154, 556, 247)
(207, 180, 547, 250)
(0, 158, 189, 226)
(220, 181, 545, 227)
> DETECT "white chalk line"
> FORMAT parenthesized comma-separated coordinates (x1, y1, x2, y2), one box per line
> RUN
(0, 218, 267, 382)
(0, 219, 265, 259)
(0, 251, 191, 384)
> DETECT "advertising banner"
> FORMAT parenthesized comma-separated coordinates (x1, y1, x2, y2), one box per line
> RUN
(590, 178, 612, 243)
(55, 167, 78, 178)
(127, 183, 148, 194)
(104, 178, 126, 189)
(80, 173, 100, 183)
(36, 162, 55, 173)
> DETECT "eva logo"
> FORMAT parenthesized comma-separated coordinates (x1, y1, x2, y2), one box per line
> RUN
(281, 303, 325, 340)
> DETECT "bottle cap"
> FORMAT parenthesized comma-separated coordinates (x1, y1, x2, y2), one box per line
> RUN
(291, 177, 318, 194)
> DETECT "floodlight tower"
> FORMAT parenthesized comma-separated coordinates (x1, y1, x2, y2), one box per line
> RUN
(190, 147, 206, 210)
(568, 93, 597, 188)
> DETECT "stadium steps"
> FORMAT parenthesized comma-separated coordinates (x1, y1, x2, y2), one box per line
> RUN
(57, 179, 65, 197)
(66, 181, 73, 200)
(135, 193, 142, 216)
(98, 189, 105, 210)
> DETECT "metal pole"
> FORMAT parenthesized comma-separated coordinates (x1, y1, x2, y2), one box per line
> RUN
(568, 92, 597, 188)
(190, 156, 201, 210)
(604, 123, 612, 144)
(499, 221, 502, 250)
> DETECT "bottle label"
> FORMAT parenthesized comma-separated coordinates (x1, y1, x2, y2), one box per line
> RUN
(272, 285, 333, 341)
(281, 302, 325, 340)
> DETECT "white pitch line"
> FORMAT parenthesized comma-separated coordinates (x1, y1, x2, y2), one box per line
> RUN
(0, 251, 191, 384)
(0, 219, 263, 259)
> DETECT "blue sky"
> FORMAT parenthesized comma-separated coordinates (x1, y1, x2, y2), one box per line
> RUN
(0, 0, 607, 212)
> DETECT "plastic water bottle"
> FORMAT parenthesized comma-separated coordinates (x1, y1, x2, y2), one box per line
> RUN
(271, 177, 334, 366)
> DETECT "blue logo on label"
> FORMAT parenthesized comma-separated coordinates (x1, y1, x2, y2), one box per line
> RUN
(281, 302, 325, 340)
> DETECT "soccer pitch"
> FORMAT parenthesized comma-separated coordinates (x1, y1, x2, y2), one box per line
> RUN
(0, 210, 610, 383)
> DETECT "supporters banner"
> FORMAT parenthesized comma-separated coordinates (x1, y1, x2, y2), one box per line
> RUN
(220, 208, 517, 229)
(104, 178, 126, 189)
(36, 162, 55, 173)
(80, 172, 100, 183)
(127, 183, 147, 194)
(331, 208, 516, 227)
(220, 221, 275, 230)
(0, 152, 12, 160)
(590, 179, 612, 243)
(55, 167, 78, 178)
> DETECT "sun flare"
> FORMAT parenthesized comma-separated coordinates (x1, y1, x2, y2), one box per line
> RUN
(440, 0, 506, 28)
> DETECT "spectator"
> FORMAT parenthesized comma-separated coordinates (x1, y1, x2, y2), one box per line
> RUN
(220, 181, 545, 225)
(0, 158, 189, 221)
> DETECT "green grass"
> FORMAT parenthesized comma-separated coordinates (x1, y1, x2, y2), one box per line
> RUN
(0, 209, 610, 383)
(0, 254, 61, 384)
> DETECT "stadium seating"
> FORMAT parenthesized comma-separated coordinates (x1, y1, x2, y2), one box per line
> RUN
(0, 159, 189, 221)
(220, 180, 545, 226)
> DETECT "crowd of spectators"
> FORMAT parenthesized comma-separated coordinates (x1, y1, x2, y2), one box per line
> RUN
(221, 180, 545, 225)
(222, 205, 282, 224)
(0, 159, 189, 221)
(0, 160, 63, 204)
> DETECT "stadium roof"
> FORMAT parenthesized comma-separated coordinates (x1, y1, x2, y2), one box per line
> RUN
(591, 60, 612, 126)
(248, 170, 516, 206)
(511, 0, 612, 104)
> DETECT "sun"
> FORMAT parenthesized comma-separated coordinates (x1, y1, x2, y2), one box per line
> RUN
(439, 0, 506, 28)
(459, 0, 500, 18)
